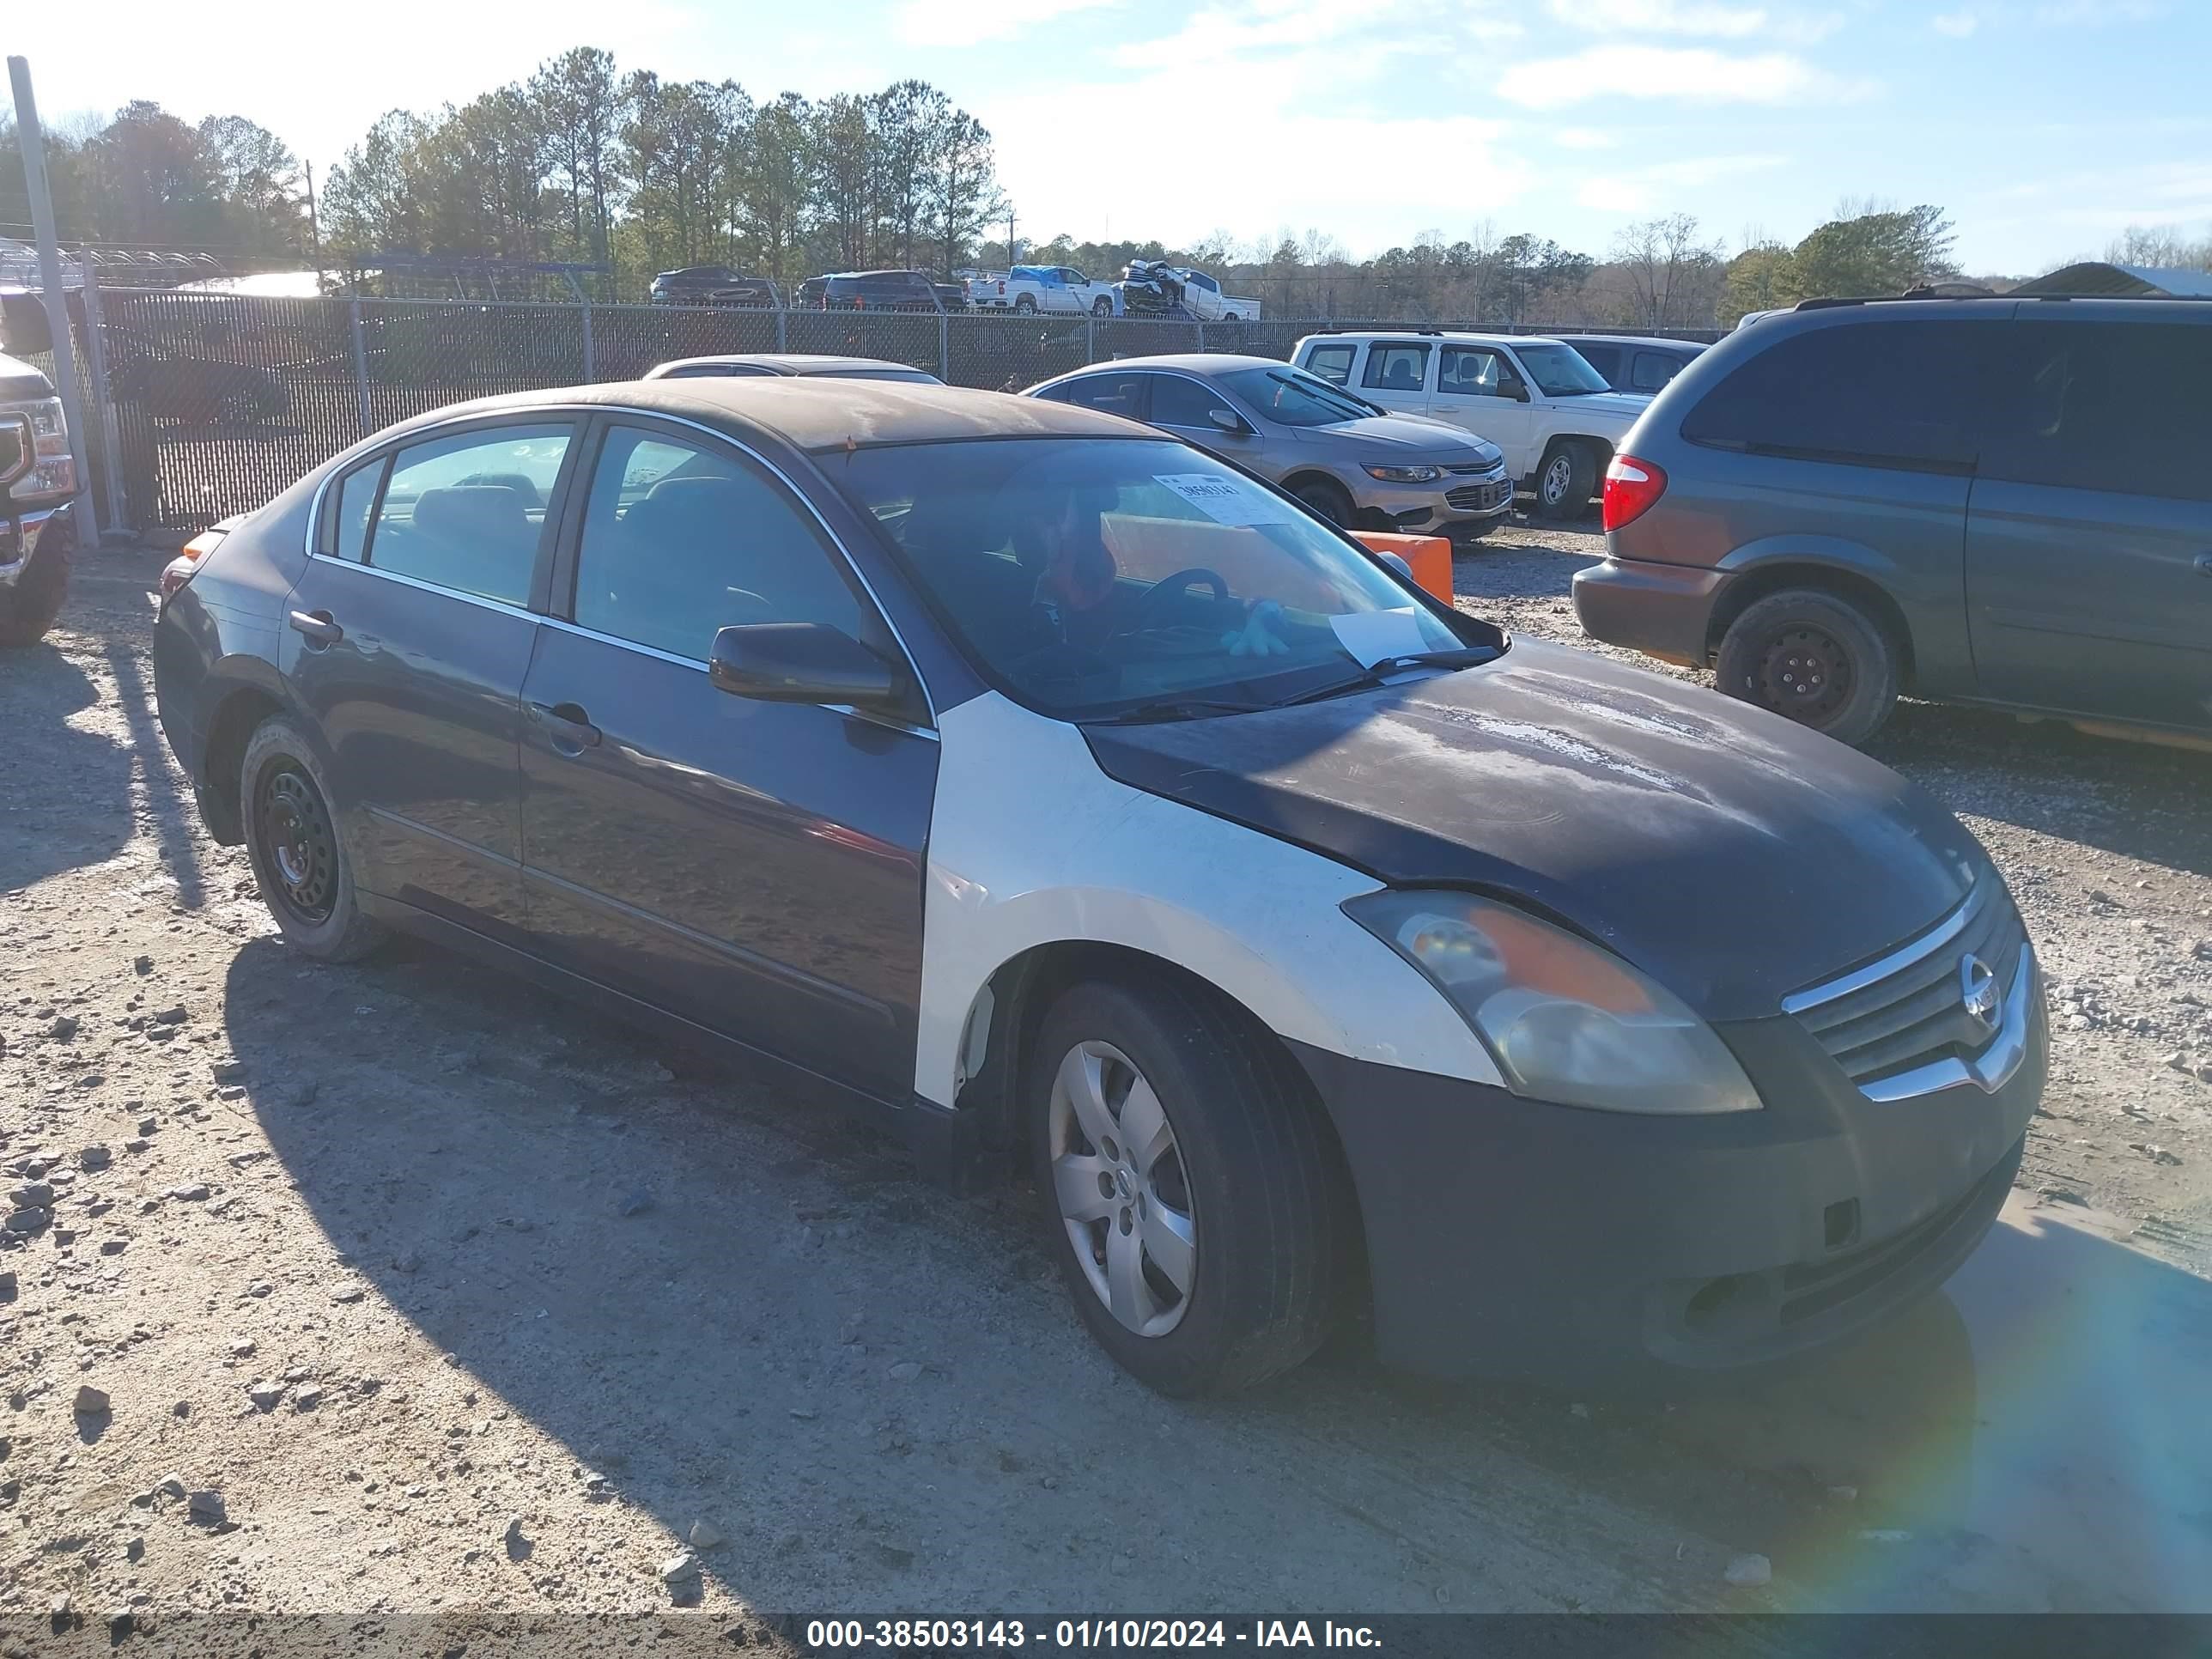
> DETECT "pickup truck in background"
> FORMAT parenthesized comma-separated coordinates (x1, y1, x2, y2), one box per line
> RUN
(969, 265, 1118, 315)
(1119, 262, 1261, 322)
(1294, 329, 1648, 520)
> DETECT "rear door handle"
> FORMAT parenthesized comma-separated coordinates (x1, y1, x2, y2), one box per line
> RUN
(530, 700, 601, 754)
(288, 609, 343, 646)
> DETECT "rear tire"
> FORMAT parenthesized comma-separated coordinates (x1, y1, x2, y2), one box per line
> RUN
(1027, 976, 1348, 1396)
(1534, 440, 1595, 521)
(240, 715, 386, 962)
(1092, 296, 1113, 317)
(1715, 588, 1900, 747)
(0, 512, 74, 647)
(1014, 295, 1036, 314)
(1291, 477, 1355, 528)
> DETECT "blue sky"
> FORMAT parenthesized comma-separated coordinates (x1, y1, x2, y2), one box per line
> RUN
(32, 0, 2212, 274)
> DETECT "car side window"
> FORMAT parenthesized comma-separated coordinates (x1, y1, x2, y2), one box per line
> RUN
(1061, 373, 1148, 420)
(572, 424, 862, 661)
(1146, 374, 1221, 429)
(1574, 343, 1621, 384)
(365, 423, 572, 604)
(1631, 350, 1680, 392)
(1437, 346, 1505, 398)
(1304, 343, 1357, 386)
(327, 458, 383, 562)
(1979, 321, 2212, 504)
(1680, 321, 1983, 471)
(1361, 343, 1431, 392)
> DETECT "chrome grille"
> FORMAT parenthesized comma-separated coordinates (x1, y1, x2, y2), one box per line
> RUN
(1445, 478, 1513, 511)
(1783, 880, 2028, 1093)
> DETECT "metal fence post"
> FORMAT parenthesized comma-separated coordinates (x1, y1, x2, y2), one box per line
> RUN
(939, 313, 950, 382)
(775, 295, 787, 353)
(6, 58, 91, 529)
(1194, 320, 1206, 353)
(580, 299, 594, 381)
(76, 246, 128, 538)
(348, 301, 372, 436)
(1085, 314, 1096, 364)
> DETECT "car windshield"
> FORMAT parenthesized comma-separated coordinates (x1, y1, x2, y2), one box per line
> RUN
(1515, 343, 1613, 397)
(1216, 366, 1378, 428)
(830, 437, 1482, 720)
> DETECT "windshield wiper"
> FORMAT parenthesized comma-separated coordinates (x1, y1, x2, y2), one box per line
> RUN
(1091, 697, 1272, 725)
(1274, 647, 1499, 708)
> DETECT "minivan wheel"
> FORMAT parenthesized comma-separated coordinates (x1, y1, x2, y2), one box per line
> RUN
(1534, 441, 1594, 520)
(1716, 589, 1901, 747)
(1027, 977, 1346, 1396)
(240, 716, 385, 962)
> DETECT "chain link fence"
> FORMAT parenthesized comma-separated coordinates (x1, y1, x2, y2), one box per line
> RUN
(76, 293, 1721, 531)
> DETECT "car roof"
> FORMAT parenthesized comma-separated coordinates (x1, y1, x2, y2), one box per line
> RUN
(377, 378, 1146, 455)
(1047, 354, 1285, 378)
(647, 353, 932, 378)
(1565, 334, 1707, 351)
(1297, 330, 1566, 349)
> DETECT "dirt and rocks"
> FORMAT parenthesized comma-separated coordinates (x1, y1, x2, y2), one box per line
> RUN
(1, 537, 2207, 1630)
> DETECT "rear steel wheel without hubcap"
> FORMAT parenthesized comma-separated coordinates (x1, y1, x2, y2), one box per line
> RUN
(1755, 624, 1852, 724)
(256, 765, 338, 925)
(1048, 1040, 1197, 1337)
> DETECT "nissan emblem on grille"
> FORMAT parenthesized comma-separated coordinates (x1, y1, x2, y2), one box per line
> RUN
(1960, 953, 2001, 1033)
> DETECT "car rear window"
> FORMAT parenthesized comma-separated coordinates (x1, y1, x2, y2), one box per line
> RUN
(1680, 319, 1985, 471)
(1304, 343, 1356, 385)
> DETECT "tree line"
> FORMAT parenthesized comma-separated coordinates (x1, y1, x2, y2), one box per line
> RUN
(8, 52, 2207, 325)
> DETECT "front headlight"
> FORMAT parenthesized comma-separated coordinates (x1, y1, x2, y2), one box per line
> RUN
(1364, 463, 1443, 483)
(1344, 890, 1759, 1115)
(1, 397, 72, 501)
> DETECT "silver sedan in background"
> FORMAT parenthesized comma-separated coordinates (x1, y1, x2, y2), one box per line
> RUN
(1026, 355, 1514, 542)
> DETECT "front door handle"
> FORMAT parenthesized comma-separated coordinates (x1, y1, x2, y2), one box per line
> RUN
(530, 700, 601, 755)
(289, 609, 343, 646)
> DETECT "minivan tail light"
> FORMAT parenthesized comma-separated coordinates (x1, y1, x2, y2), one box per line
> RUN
(1601, 453, 1668, 532)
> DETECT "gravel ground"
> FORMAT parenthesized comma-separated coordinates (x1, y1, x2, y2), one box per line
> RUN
(2, 537, 2209, 1634)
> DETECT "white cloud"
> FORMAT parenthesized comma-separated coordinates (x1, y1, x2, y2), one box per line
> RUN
(897, 0, 1122, 47)
(1542, 0, 1767, 34)
(1553, 127, 1621, 150)
(1931, 9, 1980, 33)
(1572, 152, 1789, 214)
(1498, 45, 1870, 109)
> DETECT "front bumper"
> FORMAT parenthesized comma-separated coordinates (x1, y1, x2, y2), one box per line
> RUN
(1352, 471, 1513, 537)
(1571, 554, 1731, 666)
(0, 500, 71, 585)
(1291, 963, 2045, 1387)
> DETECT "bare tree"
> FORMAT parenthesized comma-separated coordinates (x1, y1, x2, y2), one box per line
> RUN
(1611, 213, 1725, 331)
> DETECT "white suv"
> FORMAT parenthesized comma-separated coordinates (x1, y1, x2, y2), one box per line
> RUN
(1293, 331, 1652, 520)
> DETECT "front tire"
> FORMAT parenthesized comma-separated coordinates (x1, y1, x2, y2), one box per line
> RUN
(0, 512, 73, 647)
(1291, 477, 1355, 528)
(240, 716, 385, 962)
(1092, 296, 1113, 317)
(1534, 440, 1595, 521)
(1027, 976, 1348, 1396)
(1715, 588, 1900, 747)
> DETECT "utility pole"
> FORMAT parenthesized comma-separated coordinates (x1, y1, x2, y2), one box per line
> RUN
(5, 57, 90, 526)
(304, 159, 325, 289)
(1005, 204, 1016, 267)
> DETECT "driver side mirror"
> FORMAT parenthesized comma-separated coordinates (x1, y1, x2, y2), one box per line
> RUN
(709, 622, 903, 711)
(1207, 407, 1250, 435)
(0, 414, 33, 491)
(1498, 380, 1530, 403)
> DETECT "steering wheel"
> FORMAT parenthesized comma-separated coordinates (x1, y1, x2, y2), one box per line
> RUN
(1131, 568, 1229, 627)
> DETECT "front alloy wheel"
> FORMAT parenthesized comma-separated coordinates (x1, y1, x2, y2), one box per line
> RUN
(1048, 1040, 1196, 1337)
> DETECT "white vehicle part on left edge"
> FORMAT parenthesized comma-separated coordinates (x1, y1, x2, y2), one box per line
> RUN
(914, 690, 1503, 1108)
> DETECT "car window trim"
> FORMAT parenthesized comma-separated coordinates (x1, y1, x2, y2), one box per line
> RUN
(1435, 343, 1509, 400)
(368, 419, 583, 612)
(1054, 370, 1154, 422)
(1360, 339, 1435, 392)
(550, 408, 939, 732)
(1303, 343, 1358, 384)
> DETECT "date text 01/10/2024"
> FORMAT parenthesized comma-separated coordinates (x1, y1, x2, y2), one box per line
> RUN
(803, 1620, 1383, 1649)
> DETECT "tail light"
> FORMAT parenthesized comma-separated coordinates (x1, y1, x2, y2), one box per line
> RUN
(1601, 453, 1668, 532)
(158, 526, 227, 602)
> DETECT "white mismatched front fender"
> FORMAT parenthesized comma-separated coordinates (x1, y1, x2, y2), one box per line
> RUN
(915, 692, 1502, 1108)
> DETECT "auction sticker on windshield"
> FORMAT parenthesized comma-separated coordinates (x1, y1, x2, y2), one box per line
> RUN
(1154, 473, 1298, 528)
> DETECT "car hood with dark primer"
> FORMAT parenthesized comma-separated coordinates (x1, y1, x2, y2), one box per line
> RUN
(1081, 639, 1984, 1022)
